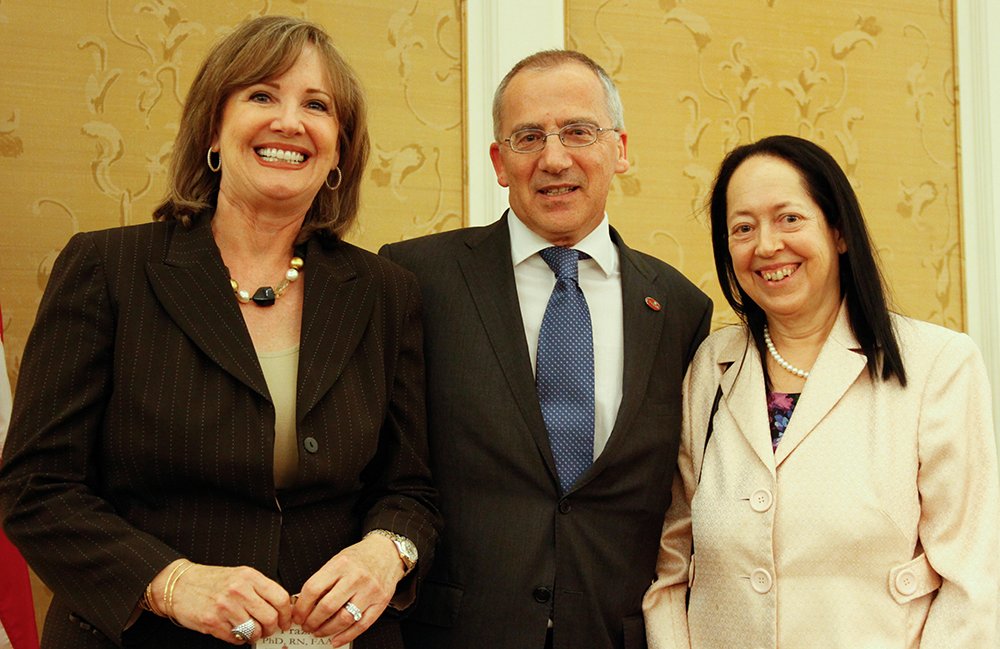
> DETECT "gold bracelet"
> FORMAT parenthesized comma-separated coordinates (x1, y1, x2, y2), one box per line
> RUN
(158, 560, 186, 616)
(162, 560, 192, 626)
(166, 561, 195, 627)
(138, 580, 156, 613)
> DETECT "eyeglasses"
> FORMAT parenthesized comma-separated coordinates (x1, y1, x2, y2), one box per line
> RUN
(502, 123, 618, 154)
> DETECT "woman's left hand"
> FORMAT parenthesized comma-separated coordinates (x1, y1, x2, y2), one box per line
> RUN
(291, 534, 405, 643)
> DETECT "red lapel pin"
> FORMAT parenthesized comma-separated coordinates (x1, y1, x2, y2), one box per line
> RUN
(645, 296, 661, 311)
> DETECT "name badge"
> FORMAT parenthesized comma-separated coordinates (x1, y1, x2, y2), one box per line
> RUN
(255, 625, 348, 648)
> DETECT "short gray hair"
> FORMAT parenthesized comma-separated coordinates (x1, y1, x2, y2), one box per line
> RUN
(491, 50, 625, 141)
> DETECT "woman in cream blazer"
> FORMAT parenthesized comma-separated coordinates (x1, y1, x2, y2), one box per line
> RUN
(643, 135, 999, 648)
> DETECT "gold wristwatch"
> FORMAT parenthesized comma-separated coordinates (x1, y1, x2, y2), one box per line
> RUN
(365, 529, 418, 576)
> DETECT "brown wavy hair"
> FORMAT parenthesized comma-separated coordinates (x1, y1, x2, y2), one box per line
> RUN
(153, 15, 370, 241)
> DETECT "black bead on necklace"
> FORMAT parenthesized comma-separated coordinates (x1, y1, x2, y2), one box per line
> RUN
(230, 256, 304, 307)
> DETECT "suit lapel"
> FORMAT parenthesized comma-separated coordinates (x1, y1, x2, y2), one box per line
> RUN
(718, 332, 776, 475)
(146, 219, 268, 399)
(457, 214, 557, 479)
(588, 231, 667, 475)
(774, 306, 866, 466)
(296, 237, 375, 421)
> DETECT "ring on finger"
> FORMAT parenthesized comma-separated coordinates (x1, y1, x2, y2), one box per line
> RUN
(231, 617, 257, 643)
(343, 600, 363, 623)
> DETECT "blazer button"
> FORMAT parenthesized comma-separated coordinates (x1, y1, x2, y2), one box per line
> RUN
(303, 437, 320, 454)
(749, 489, 773, 512)
(533, 586, 552, 603)
(558, 500, 572, 514)
(895, 569, 917, 596)
(750, 568, 773, 594)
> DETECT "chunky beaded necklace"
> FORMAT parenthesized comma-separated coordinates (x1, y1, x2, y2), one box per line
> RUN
(230, 256, 304, 307)
(763, 324, 811, 379)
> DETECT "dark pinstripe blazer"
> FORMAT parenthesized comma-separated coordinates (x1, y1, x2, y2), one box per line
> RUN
(381, 214, 712, 649)
(0, 218, 440, 649)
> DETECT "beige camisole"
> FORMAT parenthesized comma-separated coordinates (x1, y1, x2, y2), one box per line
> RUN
(257, 346, 299, 489)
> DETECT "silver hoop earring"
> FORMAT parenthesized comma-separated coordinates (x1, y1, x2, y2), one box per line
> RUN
(325, 167, 342, 190)
(207, 147, 221, 173)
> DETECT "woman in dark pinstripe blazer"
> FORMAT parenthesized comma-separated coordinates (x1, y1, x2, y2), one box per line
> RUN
(0, 16, 439, 649)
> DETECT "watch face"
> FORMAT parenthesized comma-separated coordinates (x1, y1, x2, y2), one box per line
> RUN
(399, 538, 418, 562)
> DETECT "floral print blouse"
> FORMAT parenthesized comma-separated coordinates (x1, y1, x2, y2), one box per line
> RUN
(767, 391, 801, 451)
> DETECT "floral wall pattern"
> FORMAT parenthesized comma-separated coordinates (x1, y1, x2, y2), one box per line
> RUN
(566, 0, 962, 330)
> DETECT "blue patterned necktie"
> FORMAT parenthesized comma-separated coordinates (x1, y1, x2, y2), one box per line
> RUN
(536, 246, 595, 494)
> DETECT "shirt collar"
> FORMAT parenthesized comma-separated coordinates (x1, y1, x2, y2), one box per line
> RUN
(507, 209, 617, 278)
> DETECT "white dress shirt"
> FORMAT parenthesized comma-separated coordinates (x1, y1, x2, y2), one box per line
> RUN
(507, 211, 624, 459)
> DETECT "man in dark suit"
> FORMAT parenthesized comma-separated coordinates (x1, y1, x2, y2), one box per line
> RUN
(381, 50, 711, 649)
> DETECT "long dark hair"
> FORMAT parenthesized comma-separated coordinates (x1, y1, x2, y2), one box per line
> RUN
(709, 135, 906, 386)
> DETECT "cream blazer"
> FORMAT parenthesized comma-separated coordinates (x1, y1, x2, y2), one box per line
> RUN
(643, 307, 1000, 649)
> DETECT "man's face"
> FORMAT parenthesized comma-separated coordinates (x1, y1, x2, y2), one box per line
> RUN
(490, 62, 629, 247)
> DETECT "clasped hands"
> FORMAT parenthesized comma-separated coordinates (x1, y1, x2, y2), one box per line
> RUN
(148, 534, 405, 645)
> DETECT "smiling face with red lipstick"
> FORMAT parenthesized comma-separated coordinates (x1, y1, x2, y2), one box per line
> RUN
(211, 44, 340, 219)
(725, 154, 847, 328)
(489, 61, 629, 247)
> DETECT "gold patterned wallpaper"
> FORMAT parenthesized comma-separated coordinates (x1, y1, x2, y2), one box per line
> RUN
(567, 0, 963, 331)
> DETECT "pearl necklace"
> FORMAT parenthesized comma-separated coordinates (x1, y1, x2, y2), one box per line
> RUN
(763, 324, 810, 379)
(230, 256, 304, 307)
